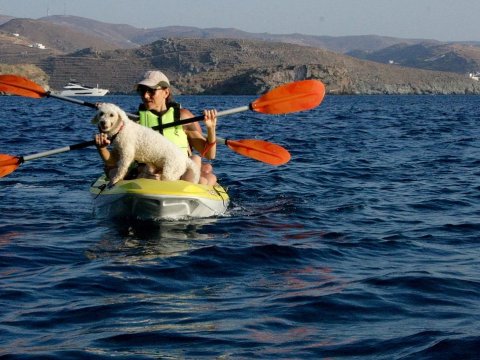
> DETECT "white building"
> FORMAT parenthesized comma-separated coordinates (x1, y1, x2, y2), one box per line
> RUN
(29, 43, 46, 50)
(469, 73, 479, 81)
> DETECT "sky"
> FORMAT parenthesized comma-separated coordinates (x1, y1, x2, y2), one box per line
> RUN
(0, 0, 479, 42)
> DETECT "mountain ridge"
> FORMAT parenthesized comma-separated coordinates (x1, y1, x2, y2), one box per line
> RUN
(37, 15, 440, 54)
(1, 15, 480, 94)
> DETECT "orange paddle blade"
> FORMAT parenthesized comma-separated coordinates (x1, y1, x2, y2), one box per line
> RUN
(251, 79, 325, 114)
(0, 154, 22, 177)
(0, 75, 47, 98)
(226, 139, 291, 166)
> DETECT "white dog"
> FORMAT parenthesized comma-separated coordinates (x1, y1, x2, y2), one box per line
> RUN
(92, 103, 200, 186)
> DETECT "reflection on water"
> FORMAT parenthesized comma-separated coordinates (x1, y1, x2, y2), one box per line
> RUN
(86, 218, 219, 260)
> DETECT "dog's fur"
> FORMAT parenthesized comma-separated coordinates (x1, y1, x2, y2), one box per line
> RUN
(92, 103, 200, 185)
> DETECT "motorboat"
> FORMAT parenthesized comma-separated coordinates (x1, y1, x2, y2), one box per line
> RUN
(58, 81, 109, 96)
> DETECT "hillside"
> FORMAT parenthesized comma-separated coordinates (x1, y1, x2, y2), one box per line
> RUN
(40, 15, 432, 54)
(348, 42, 480, 74)
(0, 63, 49, 89)
(1, 16, 480, 95)
(0, 15, 13, 25)
(38, 15, 140, 49)
(35, 38, 480, 95)
(128, 26, 423, 54)
(3, 15, 480, 77)
(0, 18, 127, 53)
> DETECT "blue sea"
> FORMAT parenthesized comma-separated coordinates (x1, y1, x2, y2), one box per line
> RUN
(0, 93, 479, 359)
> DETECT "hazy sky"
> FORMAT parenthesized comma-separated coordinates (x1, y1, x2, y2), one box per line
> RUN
(1, 0, 479, 42)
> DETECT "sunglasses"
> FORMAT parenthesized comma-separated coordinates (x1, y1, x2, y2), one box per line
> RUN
(137, 86, 162, 95)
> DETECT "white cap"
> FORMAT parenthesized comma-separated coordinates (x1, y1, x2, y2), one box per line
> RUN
(136, 70, 170, 89)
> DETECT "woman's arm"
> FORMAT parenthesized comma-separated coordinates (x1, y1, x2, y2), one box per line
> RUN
(181, 108, 217, 159)
(95, 133, 117, 166)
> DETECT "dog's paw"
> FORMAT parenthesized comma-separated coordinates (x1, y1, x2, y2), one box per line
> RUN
(107, 181, 117, 189)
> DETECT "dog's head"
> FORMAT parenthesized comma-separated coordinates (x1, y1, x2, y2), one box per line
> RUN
(91, 103, 128, 134)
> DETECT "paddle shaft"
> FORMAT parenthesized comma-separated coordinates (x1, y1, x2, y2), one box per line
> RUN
(1, 75, 323, 131)
(12, 110, 286, 166)
(21, 137, 231, 160)
(1, 76, 324, 129)
(151, 105, 252, 130)
(45, 91, 252, 129)
(46, 92, 98, 109)
(46, 91, 252, 129)
(22, 140, 95, 162)
(15, 136, 273, 161)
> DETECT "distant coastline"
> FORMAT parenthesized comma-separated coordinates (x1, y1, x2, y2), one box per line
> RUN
(1, 16, 480, 95)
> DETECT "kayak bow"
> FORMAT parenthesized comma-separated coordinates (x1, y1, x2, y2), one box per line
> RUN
(90, 175, 229, 220)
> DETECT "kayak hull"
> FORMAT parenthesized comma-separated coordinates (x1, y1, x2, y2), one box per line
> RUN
(90, 176, 229, 220)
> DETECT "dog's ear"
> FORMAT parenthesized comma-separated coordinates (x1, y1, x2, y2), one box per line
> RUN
(117, 108, 129, 122)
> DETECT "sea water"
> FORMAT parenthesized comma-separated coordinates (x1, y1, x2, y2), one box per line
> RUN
(0, 94, 479, 359)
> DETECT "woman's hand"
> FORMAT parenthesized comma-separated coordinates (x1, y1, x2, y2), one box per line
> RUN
(203, 109, 217, 131)
(95, 133, 110, 148)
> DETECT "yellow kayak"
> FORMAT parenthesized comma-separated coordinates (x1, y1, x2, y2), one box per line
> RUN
(90, 175, 229, 220)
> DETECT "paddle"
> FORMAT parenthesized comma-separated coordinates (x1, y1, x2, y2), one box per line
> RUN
(155, 78, 326, 128)
(0, 140, 95, 177)
(0, 75, 308, 174)
(0, 137, 290, 178)
(0, 75, 326, 124)
(0, 75, 99, 108)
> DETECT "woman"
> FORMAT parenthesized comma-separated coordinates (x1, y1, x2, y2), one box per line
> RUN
(95, 70, 218, 185)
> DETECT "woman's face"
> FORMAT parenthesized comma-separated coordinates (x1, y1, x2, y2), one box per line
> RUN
(138, 86, 169, 111)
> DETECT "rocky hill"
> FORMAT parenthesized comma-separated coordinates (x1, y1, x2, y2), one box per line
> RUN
(348, 42, 480, 74)
(0, 18, 126, 53)
(1, 16, 480, 95)
(37, 15, 140, 49)
(0, 15, 13, 25)
(0, 63, 48, 88)
(30, 38, 480, 95)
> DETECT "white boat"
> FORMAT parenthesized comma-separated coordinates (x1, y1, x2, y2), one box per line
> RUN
(469, 72, 480, 81)
(58, 81, 109, 96)
(90, 175, 230, 221)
